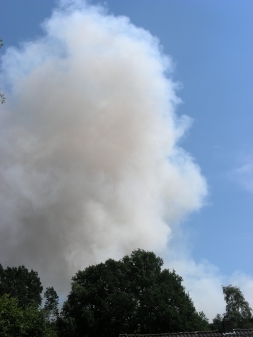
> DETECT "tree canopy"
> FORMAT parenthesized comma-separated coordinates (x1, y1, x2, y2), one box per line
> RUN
(0, 264, 43, 309)
(211, 285, 253, 330)
(44, 287, 59, 322)
(0, 293, 47, 337)
(59, 249, 209, 337)
(0, 264, 58, 336)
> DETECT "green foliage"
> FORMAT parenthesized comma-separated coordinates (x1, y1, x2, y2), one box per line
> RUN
(44, 287, 59, 322)
(0, 294, 23, 337)
(59, 249, 209, 337)
(210, 313, 223, 331)
(43, 287, 59, 336)
(0, 264, 43, 309)
(0, 255, 209, 336)
(0, 264, 58, 336)
(210, 285, 253, 330)
(223, 285, 253, 328)
(0, 294, 46, 337)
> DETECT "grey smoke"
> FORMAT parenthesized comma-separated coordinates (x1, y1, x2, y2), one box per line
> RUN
(0, 0, 207, 292)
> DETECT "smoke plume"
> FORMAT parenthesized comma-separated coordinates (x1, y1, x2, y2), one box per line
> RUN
(0, 1, 207, 292)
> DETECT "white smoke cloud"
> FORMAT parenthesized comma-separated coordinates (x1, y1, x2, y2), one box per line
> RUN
(3, 0, 252, 321)
(0, 0, 206, 290)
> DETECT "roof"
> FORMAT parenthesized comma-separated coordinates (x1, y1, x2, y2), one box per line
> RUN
(119, 329, 253, 337)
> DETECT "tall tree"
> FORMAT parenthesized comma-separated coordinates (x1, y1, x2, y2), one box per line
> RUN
(0, 264, 43, 309)
(59, 249, 209, 337)
(44, 286, 59, 322)
(223, 285, 253, 328)
(210, 285, 253, 330)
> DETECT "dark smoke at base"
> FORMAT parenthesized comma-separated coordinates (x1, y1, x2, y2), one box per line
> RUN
(0, 0, 207, 293)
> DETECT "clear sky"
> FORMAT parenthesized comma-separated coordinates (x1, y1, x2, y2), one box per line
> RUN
(0, 0, 252, 319)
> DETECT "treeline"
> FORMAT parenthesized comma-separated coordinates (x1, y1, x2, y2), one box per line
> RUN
(0, 265, 58, 336)
(1, 249, 252, 337)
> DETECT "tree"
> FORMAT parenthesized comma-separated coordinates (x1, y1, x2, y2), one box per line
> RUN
(0, 39, 5, 104)
(44, 287, 59, 322)
(43, 287, 59, 337)
(210, 313, 223, 331)
(0, 264, 43, 309)
(210, 285, 253, 330)
(0, 294, 24, 337)
(0, 294, 46, 337)
(223, 285, 253, 328)
(59, 249, 209, 337)
(0, 265, 58, 336)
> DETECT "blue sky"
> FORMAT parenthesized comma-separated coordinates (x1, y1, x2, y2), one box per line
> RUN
(0, 0, 252, 318)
